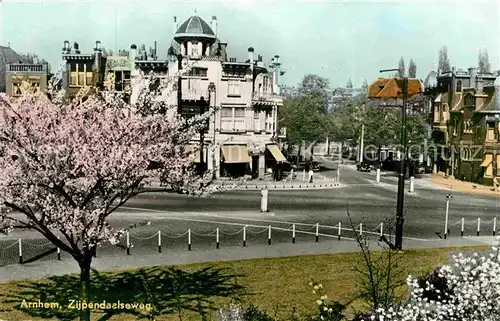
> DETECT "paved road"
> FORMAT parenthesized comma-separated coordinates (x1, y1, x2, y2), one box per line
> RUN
(1, 160, 499, 268)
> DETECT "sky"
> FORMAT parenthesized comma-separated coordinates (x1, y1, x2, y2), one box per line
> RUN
(0, 0, 499, 88)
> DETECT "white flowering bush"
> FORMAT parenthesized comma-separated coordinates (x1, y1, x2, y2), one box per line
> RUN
(217, 301, 246, 321)
(360, 245, 500, 321)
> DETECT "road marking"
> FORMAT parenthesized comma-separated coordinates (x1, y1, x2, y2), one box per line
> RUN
(118, 206, 431, 241)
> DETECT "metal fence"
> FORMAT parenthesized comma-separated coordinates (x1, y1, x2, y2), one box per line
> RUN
(0, 220, 388, 267)
(2, 217, 497, 268)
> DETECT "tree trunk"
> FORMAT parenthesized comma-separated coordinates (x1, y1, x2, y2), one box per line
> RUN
(79, 253, 93, 321)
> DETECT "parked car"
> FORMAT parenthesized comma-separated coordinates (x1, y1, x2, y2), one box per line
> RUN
(357, 162, 371, 172)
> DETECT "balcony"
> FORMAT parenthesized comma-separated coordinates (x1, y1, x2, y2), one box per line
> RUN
(182, 88, 209, 101)
(252, 92, 279, 101)
(7, 64, 48, 73)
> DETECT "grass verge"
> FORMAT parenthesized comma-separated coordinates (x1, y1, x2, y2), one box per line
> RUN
(0, 246, 487, 321)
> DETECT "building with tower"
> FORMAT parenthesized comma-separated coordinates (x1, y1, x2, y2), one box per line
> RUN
(128, 14, 287, 180)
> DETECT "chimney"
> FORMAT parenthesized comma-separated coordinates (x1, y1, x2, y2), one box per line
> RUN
(154, 41, 157, 60)
(468, 67, 477, 89)
(74, 42, 80, 54)
(211, 16, 218, 37)
(130, 44, 137, 61)
(248, 47, 254, 64)
(63, 40, 70, 54)
(258, 55, 262, 62)
(173, 16, 178, 36)
(94, 41, 102, 52)
(274, 55, 280, 65)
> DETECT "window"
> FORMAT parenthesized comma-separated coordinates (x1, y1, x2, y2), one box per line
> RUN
(453, 118, 458, 136)
(192, 42, 199, 56)
(456, 80, 462, 92)
(487, 122, 495, 141)
(187, 68, 207, 77)
(463, 120, 473, 134)
(86, 72, 93, 86)
(12, 83, 22, 96)
(486, 155, 494, 176)
(221, 107, 233, 117)
(228, 81, 240, 96)
(254, 110, 260, 119)
(234, 108, 245, 118)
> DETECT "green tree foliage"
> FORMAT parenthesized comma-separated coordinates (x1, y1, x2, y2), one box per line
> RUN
(478, 49, 491, 73)
(438, 46, 451, 72)
(398, 57, 405, 78)
(408, 59, 417, 78)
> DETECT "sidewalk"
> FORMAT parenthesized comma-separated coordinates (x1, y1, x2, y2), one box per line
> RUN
(0, 236, 495, 283)
(431, 173, 500, 197)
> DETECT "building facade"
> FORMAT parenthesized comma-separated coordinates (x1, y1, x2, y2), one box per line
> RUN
(129, 15, 286, 179)
(428, 67, 499, 185)
(6, 62, 49, 97)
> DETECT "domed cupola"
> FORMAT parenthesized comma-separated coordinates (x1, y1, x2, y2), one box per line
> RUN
(172, 15, 217, 58)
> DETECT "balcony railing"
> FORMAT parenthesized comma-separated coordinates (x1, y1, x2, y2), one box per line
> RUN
(252, 92, 280, 101)
(7, 64, 48, 73)
(182, 89, 209, 101)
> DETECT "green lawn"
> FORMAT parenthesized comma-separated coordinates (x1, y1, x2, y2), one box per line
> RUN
(0, 246, 487, 321)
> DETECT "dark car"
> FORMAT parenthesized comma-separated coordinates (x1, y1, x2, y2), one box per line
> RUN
(357, 162, 371, 172)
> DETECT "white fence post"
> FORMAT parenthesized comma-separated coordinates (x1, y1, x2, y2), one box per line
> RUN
(380, 222, 384, 238)
(18, 239, 22, 264)
(376, 168, 381, 183)
(477, 218, 481, 236)
(493, 218, 497, 236)
(359, 223, 363, 236)
(57, 236, 61, 260)
(315, 223, 319, 242)
(409, 176, 415, 193)
(243, 226, 247, 247)
(444, 197, 450, 239)
(188, 229, 192, 251)
(126, 231, 130, 255)
(461, 218, 464, 237)
(268, 225, 272, 245)
(216, 227, 220, 249)
(338, 222, 341, 240)
(158, 230, 162, 253)
(292, 224, 296, 244)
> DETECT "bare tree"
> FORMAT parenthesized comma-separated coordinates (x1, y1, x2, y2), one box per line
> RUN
(398, 57, 405, 78)
(346, 78, 353, 89)
(478, 49, 491, 73)
(438, 46, 451, 73)
(408, 59, 417, 78)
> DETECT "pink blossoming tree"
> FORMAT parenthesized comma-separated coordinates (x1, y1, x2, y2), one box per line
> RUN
(0, 74, 222, 321)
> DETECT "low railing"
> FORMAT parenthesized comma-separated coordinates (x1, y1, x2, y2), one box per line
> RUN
(7, 64, 48, 73)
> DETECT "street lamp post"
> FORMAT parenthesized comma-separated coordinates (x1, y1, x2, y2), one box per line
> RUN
(177, 54, 183, 115)
(379, 69, 408, 251)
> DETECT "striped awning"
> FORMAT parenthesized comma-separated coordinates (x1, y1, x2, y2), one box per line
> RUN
(481, 154, 493, 167)
(266, 144, 287, 162)
(221, 144, 251, 164)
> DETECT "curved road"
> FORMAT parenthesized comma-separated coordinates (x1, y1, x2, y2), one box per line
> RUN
(1, 163, 499, 266)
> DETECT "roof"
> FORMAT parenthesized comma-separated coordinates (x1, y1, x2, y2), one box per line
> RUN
(0, 45, 28, 92)
(175, 16, 215, 39)
(367, 78, 423, 99)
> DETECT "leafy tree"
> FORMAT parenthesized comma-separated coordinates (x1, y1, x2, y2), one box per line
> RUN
(478, 49, 491, 73)
(0, 75, 221, 321)
(408, 59, 417, 78)
(297, 74, 330, 114)
(438, 46, 451, 72)
(280, 92, 329, 162)
(398, 57, 405, 78)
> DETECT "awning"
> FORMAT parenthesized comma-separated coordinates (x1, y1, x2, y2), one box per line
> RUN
(266, 144, 287, 163)
(497, 155, 500, 170)
(221, 144, 251, 164)
(480, 154, 493, 167)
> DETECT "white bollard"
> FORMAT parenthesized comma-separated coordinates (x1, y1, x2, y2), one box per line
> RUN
(292, 224, 296, 243)
(409, 176, 415, 193)
(461, 218, 464, 237)
(260, 187, 268, 212)
(477, 218, 481, 236)
(315, 223, 319, 242)
(444, 198, 450, 239)
(188, 229, 192, 250)
(268, 225, 272, 245)
(302, 169, 306, 182)
(376, 168, 381, 183)
(243, 226, 246, 247)
(380, 222, 384, 238)
(359, 223, 363, 236)
(338, 222, 341, 240)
